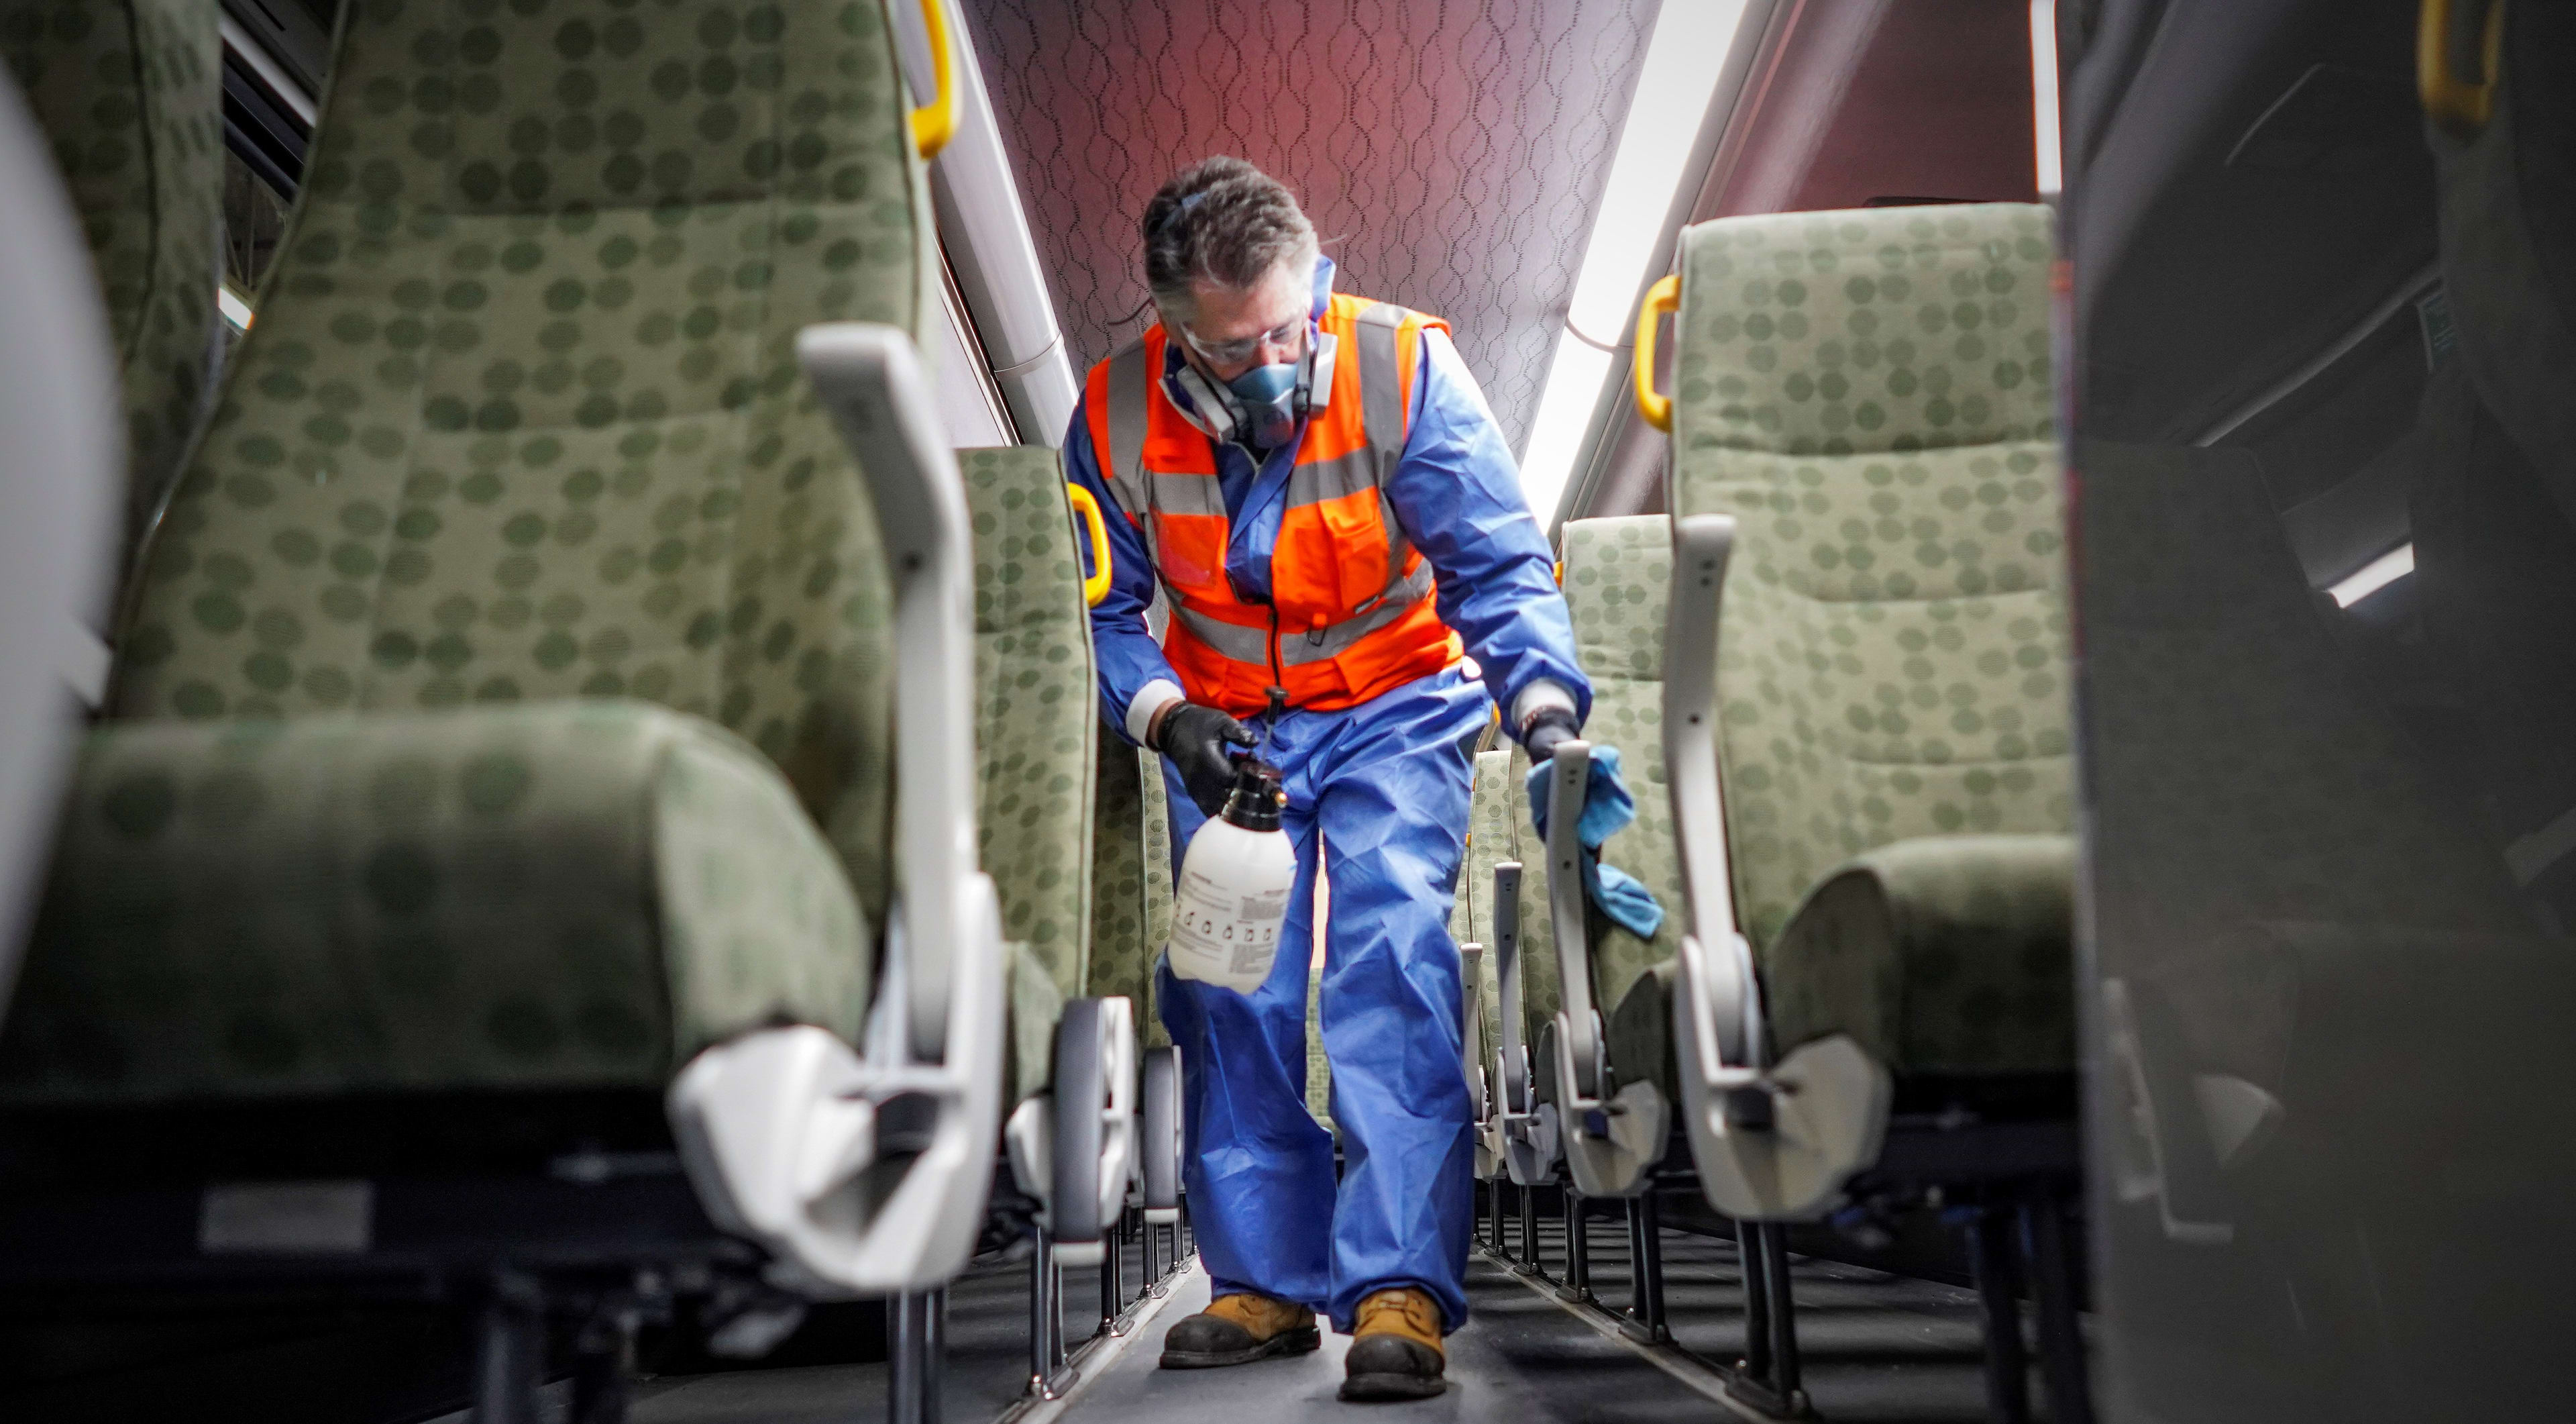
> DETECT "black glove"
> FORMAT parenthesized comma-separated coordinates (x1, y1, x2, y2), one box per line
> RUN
(1521, 706, 1581, 766)
(1155, 703, 1258, 817)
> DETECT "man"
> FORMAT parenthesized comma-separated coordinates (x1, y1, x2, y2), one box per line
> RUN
(1065, 157, 1597, 1403)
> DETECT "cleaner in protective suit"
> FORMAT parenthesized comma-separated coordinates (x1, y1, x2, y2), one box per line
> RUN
(1065, 156, 1603, 1402)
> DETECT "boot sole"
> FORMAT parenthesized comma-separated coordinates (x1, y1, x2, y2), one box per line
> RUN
(1339, 1372, 1448, 1402)
(1159, 1326, 1322, 1370)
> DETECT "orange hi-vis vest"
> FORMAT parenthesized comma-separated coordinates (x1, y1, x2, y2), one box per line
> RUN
(1085, 294, 1463, 717)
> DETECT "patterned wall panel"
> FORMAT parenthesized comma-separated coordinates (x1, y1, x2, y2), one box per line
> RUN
(962, 0, 1662, 456)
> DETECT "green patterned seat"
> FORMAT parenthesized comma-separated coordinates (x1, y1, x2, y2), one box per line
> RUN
(1554, 517, 1685, 1081)
(1461, 743, 1512, 1065)
(962, 445, 1099, 1104)
(0, 0, 933, 1103)
(1, 0, 223, 559)
(1659, 201, 2075, 1085)
(1090, 737, 1172, 1054)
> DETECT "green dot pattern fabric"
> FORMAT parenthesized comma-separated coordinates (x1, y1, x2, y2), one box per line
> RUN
(1668, 204, 2072, 954)
(1, 0, 223, 554)
(0, 0, 937, 1101)
(1087, 730, 1170, 1051)
(0, 702, 867, 1101)
(1463, 745, 1515, 1066)
(963, 446, 1095, 1003)
(1558, 515, 1684, 1070)
(1001, 939, 1064, 1107)
(1505, 741, 1560, 1050)
(1760, 835, 2075, 1076)
(108, 0, 932, 934)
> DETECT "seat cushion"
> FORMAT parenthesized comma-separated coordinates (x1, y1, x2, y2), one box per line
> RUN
(0, 701, 867, 1103)
(1605, 958, 1680, 1100)
(1759, 833, 2075, 1077)
(963, 447, 1096, 1001)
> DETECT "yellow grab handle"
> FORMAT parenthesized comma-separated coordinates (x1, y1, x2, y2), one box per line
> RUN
(2419, 0, 2504, 141)
(1633, 274, 1680, 433)
(910, 0, 959, 159)
(1067, 482, 1113, 607)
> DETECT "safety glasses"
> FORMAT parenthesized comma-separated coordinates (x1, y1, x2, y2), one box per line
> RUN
(1176, 313, 1303, 368)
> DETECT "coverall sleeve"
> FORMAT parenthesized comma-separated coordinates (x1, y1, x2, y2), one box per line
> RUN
(1065, 397, 1186, 746)
(1384, 328, 1593, 729)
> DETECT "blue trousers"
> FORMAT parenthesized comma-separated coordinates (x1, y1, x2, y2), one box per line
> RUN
(1157, 665, 1488, 1333)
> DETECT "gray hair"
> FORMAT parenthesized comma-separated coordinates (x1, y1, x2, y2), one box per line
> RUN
(1142, 157, 1318, 325)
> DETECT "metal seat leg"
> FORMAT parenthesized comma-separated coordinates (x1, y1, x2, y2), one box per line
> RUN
(1025, 1233, 1077, 1400)
(1515, 1180, 1547, 1278)
(1101, 1210, 1125, 1335)
(470, 1271, 545, 1424)
(1968, 1205, 2033, 1424)
(1557, 1188, 1594, 1305)
(571, 1304, 635, 1424)
(1621, 1192, 1670, 1344)
(892, 1288, 945, 1424)
(1725, 1221, 1810, 1419)
(2023, 1190, 2095, 1424)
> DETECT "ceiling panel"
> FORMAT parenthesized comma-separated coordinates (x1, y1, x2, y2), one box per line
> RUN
(961, 0, 1662, 456)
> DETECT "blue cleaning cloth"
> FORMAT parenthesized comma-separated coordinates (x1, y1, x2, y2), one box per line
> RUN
(1525, 745, 1666, 940)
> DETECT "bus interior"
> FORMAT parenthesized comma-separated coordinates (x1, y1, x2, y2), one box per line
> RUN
(0, 1, 2568, 1421)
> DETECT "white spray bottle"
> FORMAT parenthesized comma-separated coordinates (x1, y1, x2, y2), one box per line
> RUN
(1167, 695, 1297, 993)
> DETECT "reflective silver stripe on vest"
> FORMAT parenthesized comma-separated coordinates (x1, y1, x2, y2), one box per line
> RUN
(1353, 303, 1414, 589)
(1169, 603, 1272, 664)
(1169, 561, 1438, 670)
(1105, 339, 1152, 518)
(1355, 303, 1406, 472)
(1281, 562, 1436, 665)
(1284, 446, 1379, 509)
(1125, 468, 1227, 519)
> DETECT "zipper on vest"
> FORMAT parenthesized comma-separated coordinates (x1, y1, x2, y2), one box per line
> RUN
(1267, 605, 1286, 691)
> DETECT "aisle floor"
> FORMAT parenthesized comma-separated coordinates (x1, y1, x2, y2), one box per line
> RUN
(615, 1209, 2065, 1424)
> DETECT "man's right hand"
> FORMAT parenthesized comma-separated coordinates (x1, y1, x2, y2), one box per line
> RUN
(1152, 702, 1259, 817)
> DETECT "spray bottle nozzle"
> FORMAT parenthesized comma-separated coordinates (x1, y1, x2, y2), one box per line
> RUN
(1221, 758, 1286, 832)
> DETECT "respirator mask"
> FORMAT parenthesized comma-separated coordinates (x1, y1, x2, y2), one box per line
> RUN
(1165, 319, 1337, 452)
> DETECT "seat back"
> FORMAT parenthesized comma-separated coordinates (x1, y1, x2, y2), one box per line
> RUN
(1668, 203, 2072, 949)
(1463, 744, 1514, 1054)
(1, 0, 222, 552)
(1556, 515, 1684, 1017)
(963, 446, 1095, 998)
(2433, 0, 2576, 532)
(2418, 2, 2576, 917)
(1089, 738, 1170, 1049)
(107, 0, 935, 919)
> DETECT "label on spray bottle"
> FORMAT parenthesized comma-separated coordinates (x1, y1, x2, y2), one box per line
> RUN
(1165, 756, 1297, 993)
(1171, 874, 1289, 980)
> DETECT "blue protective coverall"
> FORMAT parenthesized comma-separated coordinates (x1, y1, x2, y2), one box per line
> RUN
(1066, 258, 1589, 1333)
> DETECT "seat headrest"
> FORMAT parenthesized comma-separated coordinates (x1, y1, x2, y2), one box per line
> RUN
(1672, 203, 2055, 460)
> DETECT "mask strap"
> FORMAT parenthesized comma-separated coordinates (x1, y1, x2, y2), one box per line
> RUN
(1164, 363, 1240, 444)
(1301, 330, 1337, 416)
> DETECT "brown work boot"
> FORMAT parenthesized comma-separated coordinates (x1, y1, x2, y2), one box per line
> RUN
(1340, 1287, 1446, 1401)
(1159, 1290, 1322, 1369)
